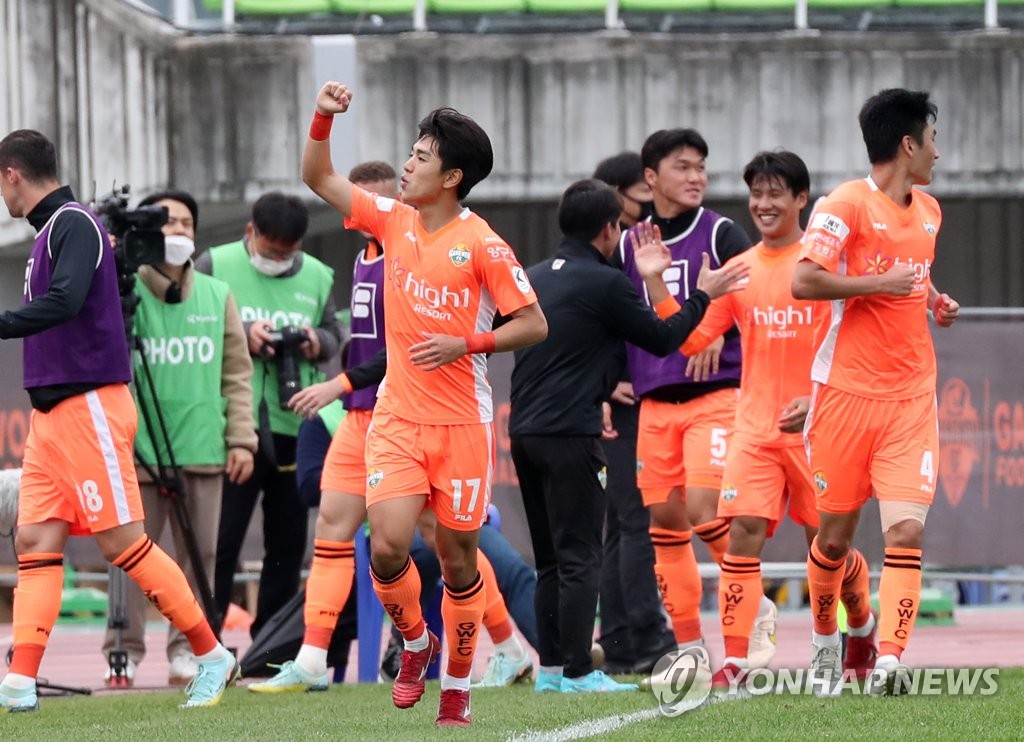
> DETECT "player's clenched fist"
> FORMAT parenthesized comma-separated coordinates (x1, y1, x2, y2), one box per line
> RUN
(876, 263, 916, 297)
(316, 82, 353, 116)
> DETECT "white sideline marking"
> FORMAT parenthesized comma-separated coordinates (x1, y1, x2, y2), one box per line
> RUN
(506, 708, 661, 742)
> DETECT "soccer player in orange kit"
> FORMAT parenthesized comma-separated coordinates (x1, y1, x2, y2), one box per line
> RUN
(656, 151, 876, 694)
(792, 88, 959, 696)
(300, 82, 547, 726)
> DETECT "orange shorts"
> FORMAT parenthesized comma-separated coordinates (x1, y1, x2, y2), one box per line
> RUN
(637, 388, 738, 505)
(364, 406, 494, 531)
(321, 408, 373, 496)
(718, 436, 819, 537)
(804, 384, 939, 514)
(19, 384, 144, 536)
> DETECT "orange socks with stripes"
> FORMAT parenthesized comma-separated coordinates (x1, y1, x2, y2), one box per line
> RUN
(719, 554, 762, 660)
(650, 528, 703, 644)
(478, 550, 513, 644)
(441, 572, 486, 690)
(693, 517, 730, 566)
(296, 539, 355, 674)
(807, 537, 845, 637)
(113, 535, 217, 657)
(8, 553, 64, 679)
(841, 548, 872, 631)
(371, 557, 426, 644)
(878, 547, 922, 658)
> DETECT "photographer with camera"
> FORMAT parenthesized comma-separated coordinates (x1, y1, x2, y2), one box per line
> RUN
(196, 192, 341, 638)
(99, 190, 258, 687)
(0, 129, 237, 712)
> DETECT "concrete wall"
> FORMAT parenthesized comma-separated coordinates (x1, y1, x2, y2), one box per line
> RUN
(0, 0, 176, 251)
(355, 31, 1024, 201)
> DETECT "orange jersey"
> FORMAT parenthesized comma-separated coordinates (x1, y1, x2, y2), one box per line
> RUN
(682, 241, 826, 447)
(799, 178, 941, 400)
(346, 187, 537, 424)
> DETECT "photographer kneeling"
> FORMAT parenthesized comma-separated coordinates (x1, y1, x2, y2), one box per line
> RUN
(196, 193, 341, 639)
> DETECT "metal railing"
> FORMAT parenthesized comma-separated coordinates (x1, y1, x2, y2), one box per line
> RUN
(176, 0, 1008, 32)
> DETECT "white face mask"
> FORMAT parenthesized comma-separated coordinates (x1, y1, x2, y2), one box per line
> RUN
(163, 234, 195, 266)
(250, 251, 295, 276)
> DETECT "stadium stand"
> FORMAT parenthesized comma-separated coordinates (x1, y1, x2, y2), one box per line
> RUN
(191, 0, 1020, 33)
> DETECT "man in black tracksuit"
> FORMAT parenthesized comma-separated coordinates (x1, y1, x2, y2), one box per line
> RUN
(509, 179, 747, 692)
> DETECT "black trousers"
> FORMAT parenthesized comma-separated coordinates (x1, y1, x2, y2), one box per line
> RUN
(512, 434, 606, 679)
(214, 433, 309, 638)
(598, 401, 676, 662)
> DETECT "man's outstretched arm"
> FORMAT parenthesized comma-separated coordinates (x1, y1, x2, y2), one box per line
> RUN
(302, 81, 357, 218)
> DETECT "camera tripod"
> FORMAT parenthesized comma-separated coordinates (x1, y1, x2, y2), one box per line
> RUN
(106, 292, 223, 686)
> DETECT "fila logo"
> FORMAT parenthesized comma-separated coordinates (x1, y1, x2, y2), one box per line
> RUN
(405, 231, 416, 243)
(872, 222, 888, 231)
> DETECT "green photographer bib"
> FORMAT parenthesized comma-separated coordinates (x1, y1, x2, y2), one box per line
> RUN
(208, 241, 334, 437)
(133, 272, 230, 467)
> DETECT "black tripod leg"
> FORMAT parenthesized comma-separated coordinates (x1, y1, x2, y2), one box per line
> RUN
(106, 565, 132, 688)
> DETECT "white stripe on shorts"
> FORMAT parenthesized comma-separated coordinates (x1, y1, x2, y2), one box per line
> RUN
(85, 389, 132, 525)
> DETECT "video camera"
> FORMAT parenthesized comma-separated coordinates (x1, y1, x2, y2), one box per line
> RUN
(92, 184, 167, 273)
(262, 325, 309, 409)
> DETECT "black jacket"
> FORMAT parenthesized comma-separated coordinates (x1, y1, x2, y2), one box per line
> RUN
(509, 237, 710, 437)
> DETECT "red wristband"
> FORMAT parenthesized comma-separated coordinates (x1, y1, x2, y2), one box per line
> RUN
(465, 332, 496, 355)
(309, 111, 333, 141)
(336, 372, 353, 394)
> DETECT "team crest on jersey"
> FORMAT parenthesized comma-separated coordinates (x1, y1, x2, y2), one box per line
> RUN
(597, 467, 608, 490)
(449, 244, 471, 266)
(721, 484, 737, 502)
(813, 471, 828, 493)
(367, 468, 384, 489)
(923, 221, 937, 236)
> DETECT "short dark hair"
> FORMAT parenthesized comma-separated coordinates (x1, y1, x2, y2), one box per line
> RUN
(251, 192, 309, 245)
(140, 189, 199, 232)
(859, 88, 938, 164)
(417, 107, 493, 200)
(558, 179, 622, 243)
(592, 152, 644, 190)
(641, 128, 709, 172)
(742, 150, 810, 197)
(0, 129, 58, 183)
(349, 160, 397, 185)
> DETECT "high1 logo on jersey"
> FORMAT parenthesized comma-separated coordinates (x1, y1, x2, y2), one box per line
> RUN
(751, 305, 813, 339)
(892, 256, 932, 292)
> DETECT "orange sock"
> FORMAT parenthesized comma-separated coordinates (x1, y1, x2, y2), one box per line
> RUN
(878, 547, 922, 658)
(478, 550, 513, 644)
(442, 572, 486, 680)
(9, 553, 64, 678)
(113, 535, 217, 656)
(302, 539, 355, 649)
(841, 548, 872, 630)
(719, 555, 762, 660)
(650, 528, 702, 644)
(371, 557, 425, 641)
(693, 518, 730, 566)
(807, 537, 846, 636)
